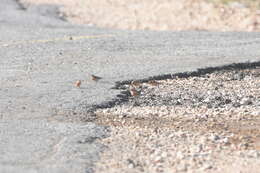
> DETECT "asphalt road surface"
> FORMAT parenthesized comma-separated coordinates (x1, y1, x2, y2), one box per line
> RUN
(0, 0, 260, 172)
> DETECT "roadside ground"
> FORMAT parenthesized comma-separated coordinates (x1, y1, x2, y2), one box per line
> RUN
(20, 0, 260, 31)
(3, 0, 260, 172)
(94, 67, 260, 172)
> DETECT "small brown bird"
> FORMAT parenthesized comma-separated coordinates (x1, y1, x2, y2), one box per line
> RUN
(148, 80, 159, 86)
(129, 85, 139, 96)
(91, 74, 102, 81)
(75, 80, 81, 87)
(131, 80, 141, 87)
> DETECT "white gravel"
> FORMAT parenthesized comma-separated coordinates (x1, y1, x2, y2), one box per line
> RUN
(94, 67, 260, 173)
(20, 0, 260, 31)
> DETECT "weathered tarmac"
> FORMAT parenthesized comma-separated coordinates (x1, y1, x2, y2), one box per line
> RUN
(0, 0, 260, 172)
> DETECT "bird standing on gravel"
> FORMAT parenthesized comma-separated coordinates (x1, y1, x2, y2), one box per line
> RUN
(148, 80, 159, 86)
(129, 85, 140, 96)
(91, 74, 102, 82)
(131, 80, 141, 87)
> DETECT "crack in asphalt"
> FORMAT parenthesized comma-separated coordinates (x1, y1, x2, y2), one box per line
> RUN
(0, 34, 115, 48)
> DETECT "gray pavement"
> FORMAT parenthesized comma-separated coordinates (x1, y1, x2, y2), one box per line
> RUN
(0, 0, 260, 172)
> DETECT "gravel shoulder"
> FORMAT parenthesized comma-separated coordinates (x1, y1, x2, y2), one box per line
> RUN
(94, 67, 260, 173)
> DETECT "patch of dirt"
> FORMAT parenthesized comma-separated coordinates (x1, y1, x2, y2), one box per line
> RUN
(20, 0, 260, 31)
(93, 67, 260, 173)
(95, 110, 260, 151)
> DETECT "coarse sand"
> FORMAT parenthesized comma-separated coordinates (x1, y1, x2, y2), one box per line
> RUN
(20, 0, 260, 31)
(94, 67, 260, 173)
